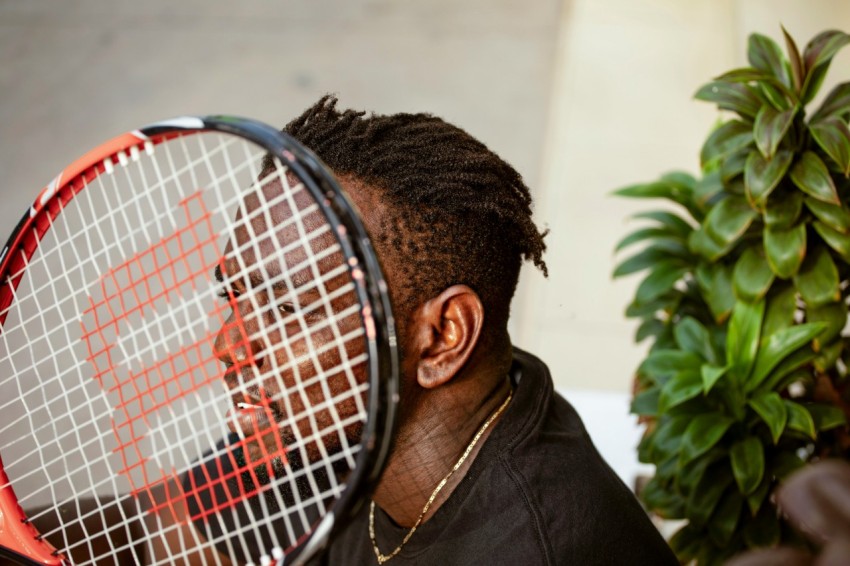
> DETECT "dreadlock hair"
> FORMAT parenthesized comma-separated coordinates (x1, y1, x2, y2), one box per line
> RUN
(265, 95, 547, 338)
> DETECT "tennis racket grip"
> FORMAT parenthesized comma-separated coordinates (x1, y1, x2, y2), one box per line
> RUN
(0, 459, 61, 565)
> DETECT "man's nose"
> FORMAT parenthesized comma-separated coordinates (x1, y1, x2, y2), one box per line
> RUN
(213, 305, 265, 369)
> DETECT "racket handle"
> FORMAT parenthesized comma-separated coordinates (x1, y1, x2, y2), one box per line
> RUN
(0, 459, 62, 565)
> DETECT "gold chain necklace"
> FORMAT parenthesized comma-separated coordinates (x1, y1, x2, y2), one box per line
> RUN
(369, 390, 513, 564)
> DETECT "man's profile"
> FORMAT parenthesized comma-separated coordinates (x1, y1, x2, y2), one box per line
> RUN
(205, 95, 677, 565)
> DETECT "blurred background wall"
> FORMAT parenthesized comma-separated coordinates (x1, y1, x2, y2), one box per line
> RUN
(2, 0, 849, 485)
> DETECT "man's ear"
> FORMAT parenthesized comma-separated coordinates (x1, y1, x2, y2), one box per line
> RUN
(408, 285, 484, 389)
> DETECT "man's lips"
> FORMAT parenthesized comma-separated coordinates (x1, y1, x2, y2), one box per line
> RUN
(223, 373, 291, 463)
(226, 402, 274, 439)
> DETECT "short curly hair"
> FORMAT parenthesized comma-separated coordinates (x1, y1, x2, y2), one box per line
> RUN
(265, 95, 547, 333)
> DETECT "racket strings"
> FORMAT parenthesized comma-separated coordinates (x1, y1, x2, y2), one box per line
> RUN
(0, 131, 371, 565)
(2, 318, 367, 496)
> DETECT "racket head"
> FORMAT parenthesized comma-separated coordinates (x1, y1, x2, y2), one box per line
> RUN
(0, 116, 398, 565)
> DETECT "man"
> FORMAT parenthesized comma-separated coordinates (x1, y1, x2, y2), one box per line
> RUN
(227, 95, 675, 564)
(29, 96, 676, 565)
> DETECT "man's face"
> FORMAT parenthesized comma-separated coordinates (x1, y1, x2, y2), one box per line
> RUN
(213, 173, 369, 479)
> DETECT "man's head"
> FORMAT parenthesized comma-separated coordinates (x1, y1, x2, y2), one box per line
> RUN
(265, 96, 548, 350)
(217, 96, 547, 479)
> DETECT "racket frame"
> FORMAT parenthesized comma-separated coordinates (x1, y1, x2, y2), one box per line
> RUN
(0, 116, 399, 565)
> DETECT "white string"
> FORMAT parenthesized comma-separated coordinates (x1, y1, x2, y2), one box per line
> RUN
(0, 130, 372, 565)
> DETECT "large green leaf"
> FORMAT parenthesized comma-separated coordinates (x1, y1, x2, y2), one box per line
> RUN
(625, 293, 678, 318)
(701, 364, 729, 394)
(743, 502, 781, 548)
(636, 263, 690, 304)
(675, 316, 718, 363)
(677, 446, 726, 494)
(758, 347, 818, 393)
(784, 400, 816, 439)
(696, 262, 736, 323)
(680, 413, 735, 465)
(803, 30, 850, 69)
(659, 370, 704, 412)
(814, 339, 843, 372)
(635, 262, 690, 303)
(754, 106, 796, 158)
(761, 84, 794, 113)
(790, 151, 840, 204)
(709, 491, 743, 547)
(689, 228, 732, 262)
(653, 455, 681, 484)
(687, 466, 734, 527)
(810, 117, 850, 176)
(764, 223, 806, 278)
(641, 349, 703, 384)
(813, 221, 850, 262)
(616, 227, 683, 252)
(805, 197, 850, 233)
(783, 26, 804, 91)
(637, 429, 656, 464)
(695, 81, 763, 119)
(749, 33, 792, 87)
(773, 450, 807, 478)
(794, 246, 841, 307)
(640, 238, 689, 256)
(694, 170, 726, 207)
(631, 386, 661, 416)
(613, 247, 686, 278)
(748, 392, 788, 444)
(727, 299, 765, 380)
(700, 120, 755, 169)
(745, 477, 771, 517)
(801, 30, 850, 103)
(745, 150, 793, 207)
(808, 403, 848, 431)
(667, 396, 714, 418)
(761, 283, 797, 338)
(730, 436, 765, 495)
(811, 81, 850, 122)
(733, 246, 776, 302)
(714, 67, 782, 85)
(640, 475, 685, 519)
(669, 524, 703, 562)
(648, 414, 692, 460)
(807, 306, 841, 340)
(636, 318, 666, 343)
(719, 149, 748, 184)
(705, 196, 759, 247)
(764, 187, 803, 229)
(748, 323, 826, 391)
(613, 179, 691, 204)
(803, 63, 833, 108)
(631, 210, 695, 236)
(660, 170, 698, 189)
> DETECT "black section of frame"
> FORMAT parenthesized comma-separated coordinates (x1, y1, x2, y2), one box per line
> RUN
(0, 546, 63, 566)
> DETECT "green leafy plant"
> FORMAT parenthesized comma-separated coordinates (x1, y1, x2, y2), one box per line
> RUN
(615, 28, 850, 564)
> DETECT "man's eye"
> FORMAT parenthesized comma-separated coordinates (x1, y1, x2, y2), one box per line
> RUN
(217, 287, 240, 300)
(277, 301, 324, 322)
(278, 302, 297, 315)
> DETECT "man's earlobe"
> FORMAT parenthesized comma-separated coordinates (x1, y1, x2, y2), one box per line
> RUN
(413, 285, 484, 389)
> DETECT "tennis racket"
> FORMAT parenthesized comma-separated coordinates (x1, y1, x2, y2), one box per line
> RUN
(0, 116, 398, 565)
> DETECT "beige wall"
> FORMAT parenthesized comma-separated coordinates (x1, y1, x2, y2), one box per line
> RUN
(1, 0, 848, 399)
(514, 0, 850, 392)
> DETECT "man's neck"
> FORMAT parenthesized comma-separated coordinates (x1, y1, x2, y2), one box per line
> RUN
(371, 373, 513, 528)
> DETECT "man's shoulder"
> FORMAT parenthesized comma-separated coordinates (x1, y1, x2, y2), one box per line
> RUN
(502, 347, 678, 565)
